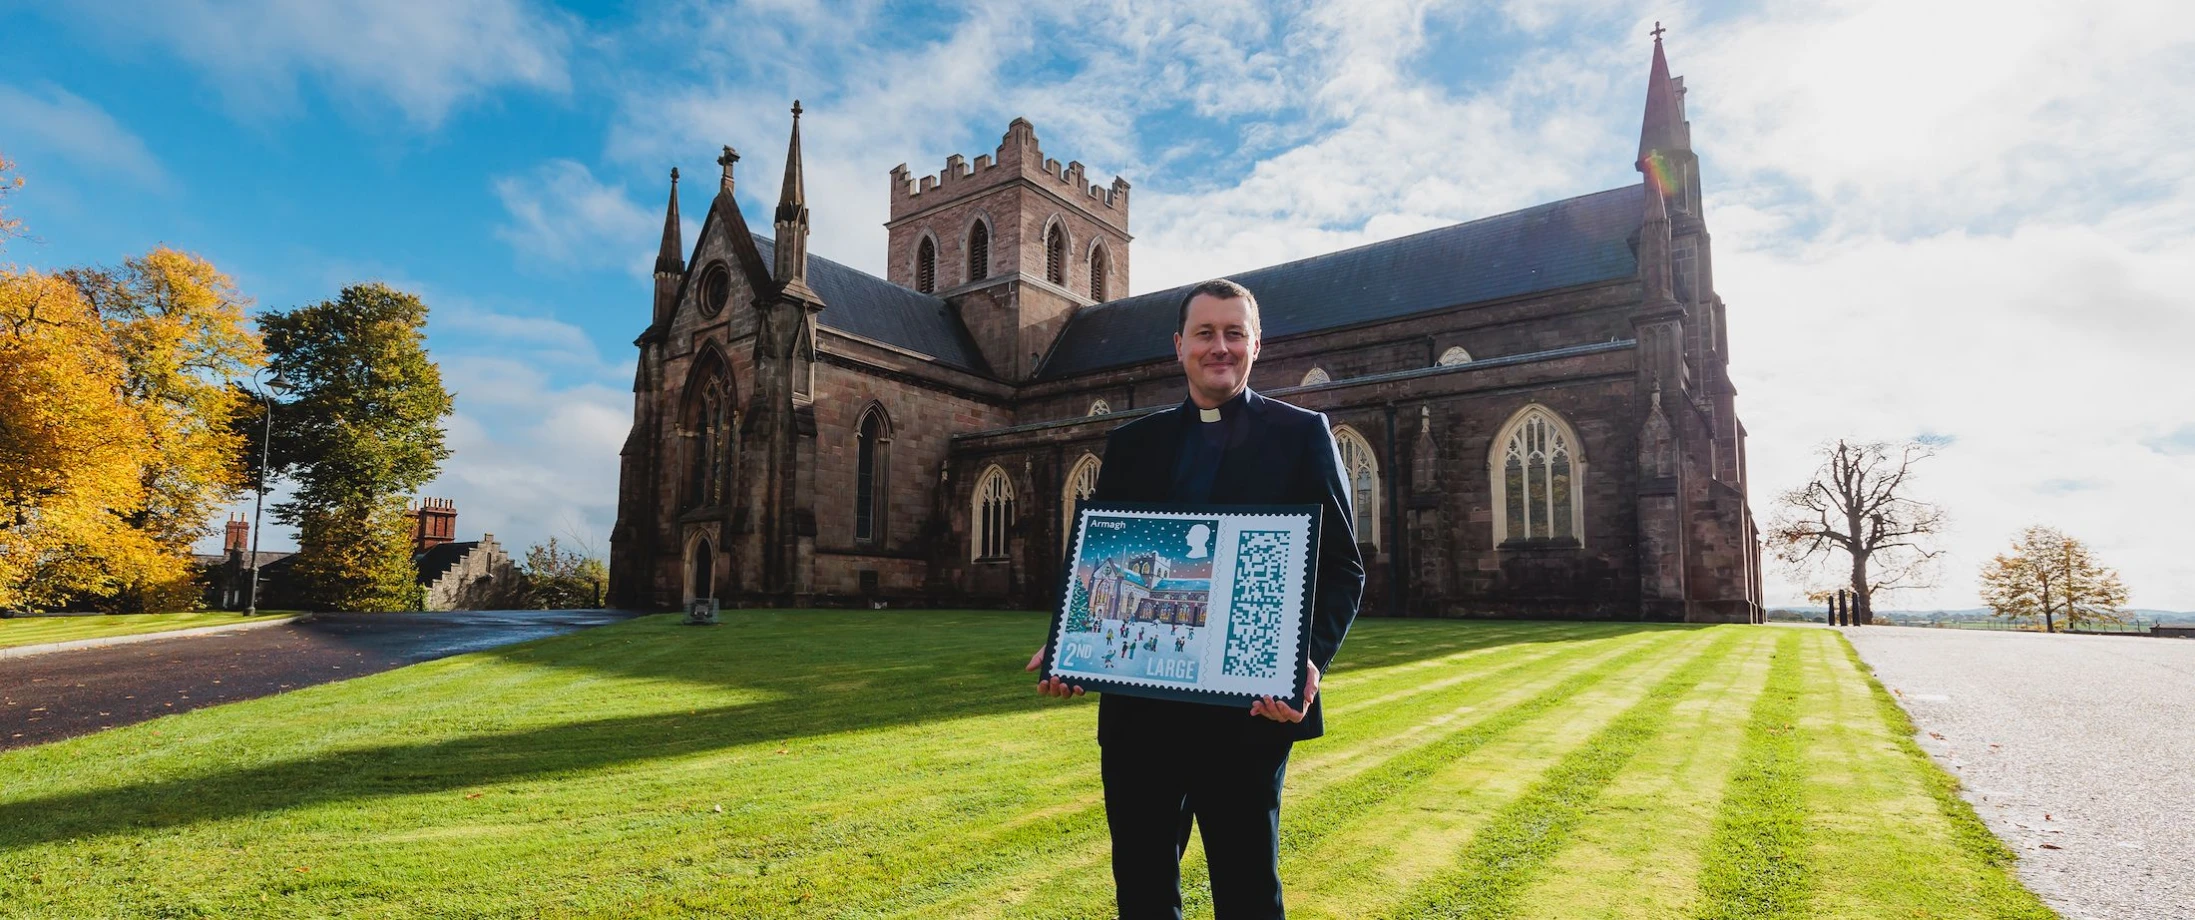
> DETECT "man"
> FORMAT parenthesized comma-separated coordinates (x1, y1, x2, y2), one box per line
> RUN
(1028, 278, 1365, 920)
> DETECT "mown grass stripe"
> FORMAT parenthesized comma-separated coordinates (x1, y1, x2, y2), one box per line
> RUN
(1382, 628, 1745, 920)
(1830, 636, 2055, 919)
(1693, 629, 1810, 919)
(1284, 629, 1697, 861)
(1495, 629, 1778, 920)
(1285, 628, 1745, 920)
(865, 629, 1686, 920)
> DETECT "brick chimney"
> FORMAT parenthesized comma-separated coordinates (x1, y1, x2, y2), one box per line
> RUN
(413, 498, 457, 553)
(224, 513, 249, 555)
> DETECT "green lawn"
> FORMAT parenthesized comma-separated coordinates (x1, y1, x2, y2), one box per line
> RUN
(0, 613, 2052, 919)
(0, 611, 293, 649)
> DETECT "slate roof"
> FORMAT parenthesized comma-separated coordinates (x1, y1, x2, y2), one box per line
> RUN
(414, 542, 478, 587)
(1036, 184, 1646, 380)
(753, 236, 990, 374)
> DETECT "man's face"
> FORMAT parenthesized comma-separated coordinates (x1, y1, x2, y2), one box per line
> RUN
(1174, 293, 1260, 408)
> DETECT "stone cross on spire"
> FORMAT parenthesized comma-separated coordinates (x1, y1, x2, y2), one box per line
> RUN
(717, 145, 739, 194)
(773, 100, 811, 291)
(1651, 21, 1666, 40)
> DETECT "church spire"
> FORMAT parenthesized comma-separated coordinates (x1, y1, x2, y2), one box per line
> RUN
(1639, 177, 1677, 308)
(773, 100, 810, 289)
(654, 167, 683, 276)
(1638, 24, 1687, 164)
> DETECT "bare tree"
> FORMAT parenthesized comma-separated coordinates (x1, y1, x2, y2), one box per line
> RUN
(1765, 439, 1946, 624)
(1978, 526, 2129, 633)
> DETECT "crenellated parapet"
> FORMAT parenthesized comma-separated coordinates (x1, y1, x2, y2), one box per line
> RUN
(888, 117, 1130, 230)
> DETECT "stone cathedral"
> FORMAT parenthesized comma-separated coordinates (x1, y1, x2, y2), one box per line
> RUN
(608, 37, 1764, 623)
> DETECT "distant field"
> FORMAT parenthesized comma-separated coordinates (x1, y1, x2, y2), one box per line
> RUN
(0, 612, 291, 650)
(0, 613, 2051, 919)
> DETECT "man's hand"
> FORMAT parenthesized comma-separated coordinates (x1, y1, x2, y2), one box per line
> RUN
(1251, 661, 1319, 723)
(1027, 646, 1086, 698)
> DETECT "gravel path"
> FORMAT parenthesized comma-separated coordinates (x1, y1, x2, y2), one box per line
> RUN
(0, 609, 646, 752)
(1843, 626, 2195, 920)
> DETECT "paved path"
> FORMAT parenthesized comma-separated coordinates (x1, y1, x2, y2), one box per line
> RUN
(0, 609, 646, 752)
(1844, 626, 2195, 920)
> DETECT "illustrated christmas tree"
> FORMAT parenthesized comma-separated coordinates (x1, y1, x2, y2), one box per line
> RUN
(1064, 581, 1094, 633)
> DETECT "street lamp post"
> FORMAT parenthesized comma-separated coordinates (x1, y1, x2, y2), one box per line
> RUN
(244, 370, 286, 616)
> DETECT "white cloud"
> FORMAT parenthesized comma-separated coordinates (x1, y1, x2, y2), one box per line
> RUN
(492, 159, 663, 276)
(0, 83, 168, 187)
(70, 0, 572, 127)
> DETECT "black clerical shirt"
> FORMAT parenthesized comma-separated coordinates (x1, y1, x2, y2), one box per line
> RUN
(1167, 390, 1249, 503)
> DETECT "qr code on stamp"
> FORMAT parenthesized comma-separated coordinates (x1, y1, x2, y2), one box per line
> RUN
(1222, 530, 1292, 679)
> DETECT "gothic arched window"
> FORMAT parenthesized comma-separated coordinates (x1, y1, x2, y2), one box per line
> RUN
(973, 464, 1016, 561)
(1332, 425, 1379, 548)
(1301, 367, 1331, 386)
(1088, 398, 1110, 416)
(1045, 222, 1067, 285)
(1062, 453, 1101, 541)
(967, 220, 990, 282)
(855, 407, 891, 544)
(916, 236, 937, 294)
(683, 372, 731, 510)
(1089, 245, 1109, 301)
(1491, 406, 1584, 545)
(1438, 346, 1473, 366)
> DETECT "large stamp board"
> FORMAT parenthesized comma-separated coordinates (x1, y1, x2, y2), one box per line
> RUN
(1041, 502, 1320, 708)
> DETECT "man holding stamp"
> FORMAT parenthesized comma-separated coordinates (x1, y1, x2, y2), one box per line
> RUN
(1028, 278, 1366, 920)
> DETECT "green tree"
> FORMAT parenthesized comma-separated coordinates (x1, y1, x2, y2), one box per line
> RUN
(520, 537, 607, 609)
(261, 283, 452, 612)
(1978, 526, 2130, 633)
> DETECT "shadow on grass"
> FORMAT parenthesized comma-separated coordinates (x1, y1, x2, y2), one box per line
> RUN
(0, 611, 1687, 848)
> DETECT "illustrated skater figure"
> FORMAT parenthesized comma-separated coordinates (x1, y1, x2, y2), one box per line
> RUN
(1030, 279, 1365, 920)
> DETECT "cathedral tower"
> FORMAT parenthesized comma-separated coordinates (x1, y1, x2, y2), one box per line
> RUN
(886, 119, 1132, 381)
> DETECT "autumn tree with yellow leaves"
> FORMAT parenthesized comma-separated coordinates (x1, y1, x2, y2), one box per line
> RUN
(0, 269, 165, 610)
(64, 250, 264, 610)
(1978, 526, 2130, 633)
(0, 160, 263, 611)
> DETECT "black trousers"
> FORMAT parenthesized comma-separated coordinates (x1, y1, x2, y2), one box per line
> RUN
(1102, 735, 1294, 920)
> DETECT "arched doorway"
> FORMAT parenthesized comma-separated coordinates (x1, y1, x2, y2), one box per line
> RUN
(690, 538, 715, 601)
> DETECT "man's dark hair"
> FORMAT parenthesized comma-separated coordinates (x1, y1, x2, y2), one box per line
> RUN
(1177, 278, 1261, 337)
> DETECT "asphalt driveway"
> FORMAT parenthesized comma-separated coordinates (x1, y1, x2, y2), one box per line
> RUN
(0, 609, 648, 752)
(1844, 625, 2195, 920)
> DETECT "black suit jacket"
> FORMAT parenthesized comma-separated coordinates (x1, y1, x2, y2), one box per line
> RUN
(1087, 388, 1365, 744)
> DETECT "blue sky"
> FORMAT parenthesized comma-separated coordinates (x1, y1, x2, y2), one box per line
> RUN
(3, 0, 2190, 609)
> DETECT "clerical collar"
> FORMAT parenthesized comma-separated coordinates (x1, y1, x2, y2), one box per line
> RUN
(1189, 390, 1248, 424)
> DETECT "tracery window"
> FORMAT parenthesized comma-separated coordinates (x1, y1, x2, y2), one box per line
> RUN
(1062, 453, 1101, 541)
(1089, 245, 1109, 301)
(1438, 346, 1473, 366)
(683, 375, 730, 510)
(1301, 367, 1331, 386)
(967, 220, 990, 282)
(1045, 222, 1066, 285)
(1492, 406, 1583, 544)
(1088, 398, 1110, 416)
(915, 237, 937, 293)
(973, 464, 1016, 561)
(855, 407, 890, 543)
(1332, 425, 1379, 548)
